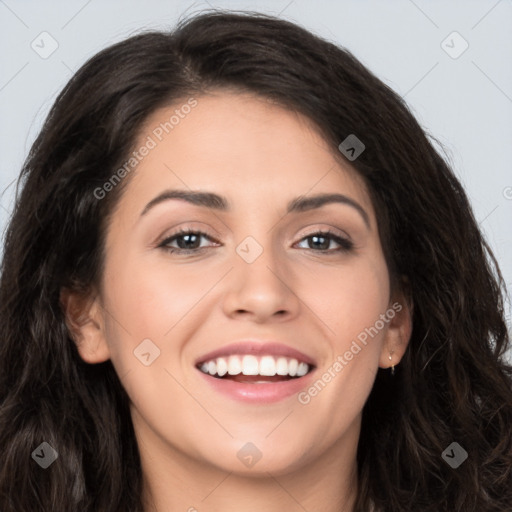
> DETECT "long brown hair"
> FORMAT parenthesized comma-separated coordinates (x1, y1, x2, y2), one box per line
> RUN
(1, 10, 511, 512)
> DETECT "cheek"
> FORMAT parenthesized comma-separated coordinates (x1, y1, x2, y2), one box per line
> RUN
(299, 255, 389, 405)
(99, 252, 198, 412)
(300, 252, 390, 352)
(100, 246, 226, 375)
(102, 247, 204, 333)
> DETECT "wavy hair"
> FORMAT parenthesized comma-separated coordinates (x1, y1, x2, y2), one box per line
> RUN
(1, 10, 511, 512)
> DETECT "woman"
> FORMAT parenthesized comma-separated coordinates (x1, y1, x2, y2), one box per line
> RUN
(0, 10, 511, 512)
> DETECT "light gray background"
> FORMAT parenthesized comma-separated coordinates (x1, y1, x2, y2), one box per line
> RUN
(1, 0, 511, 355)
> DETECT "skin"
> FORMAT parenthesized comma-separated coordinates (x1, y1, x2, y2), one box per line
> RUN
(62, 91, 412, 512)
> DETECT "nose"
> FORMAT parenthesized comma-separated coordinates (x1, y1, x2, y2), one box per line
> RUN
(221, 242, 301, 324)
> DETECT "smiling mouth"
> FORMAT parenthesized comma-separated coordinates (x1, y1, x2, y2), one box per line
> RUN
(197, 354, 314, 383)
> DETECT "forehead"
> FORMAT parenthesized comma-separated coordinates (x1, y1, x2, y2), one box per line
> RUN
(116, 91, 373, 219)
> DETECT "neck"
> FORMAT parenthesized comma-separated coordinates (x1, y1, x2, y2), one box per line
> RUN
(143, 461, 358, 512)
(137, 417, 360, 512)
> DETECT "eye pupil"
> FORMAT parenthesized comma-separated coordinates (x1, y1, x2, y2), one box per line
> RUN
(162, 230, 350, 255)
(177, 233, 200, 249)
(309, 235, 329, 251)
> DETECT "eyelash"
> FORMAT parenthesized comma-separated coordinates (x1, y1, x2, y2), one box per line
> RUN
(158, 228, 354, 255)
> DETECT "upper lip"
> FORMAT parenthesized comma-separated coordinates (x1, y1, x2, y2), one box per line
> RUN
(195, 341, 317, 367)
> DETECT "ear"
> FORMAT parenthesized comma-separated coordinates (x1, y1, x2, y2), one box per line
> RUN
(60, 287, 111, 364)
(378, 286, 413, 369)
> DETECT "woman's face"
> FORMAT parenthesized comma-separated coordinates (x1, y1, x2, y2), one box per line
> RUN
(68, 91, 410, 476)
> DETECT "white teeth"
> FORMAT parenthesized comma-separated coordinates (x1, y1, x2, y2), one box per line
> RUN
(208, 361, 217, 376)
(242, 355, 259, 375)
(288, 358, 298, 377)
(227, 355, 242, 375)
(259, 356, 276, 376)
(276, 357, 288, 375)
(297, 362, 308, 377)
(216, 357, 228, 377)
(198, 355, 312, 378)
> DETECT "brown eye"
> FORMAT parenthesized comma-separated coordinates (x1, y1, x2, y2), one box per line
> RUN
(159, 229, 218, 254)
(296, 231, 353, 253)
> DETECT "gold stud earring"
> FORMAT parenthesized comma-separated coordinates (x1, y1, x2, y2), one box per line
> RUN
(389, 353, 395, 376)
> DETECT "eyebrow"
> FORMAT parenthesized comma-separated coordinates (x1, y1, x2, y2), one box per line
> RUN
(140, 189, 370, 228)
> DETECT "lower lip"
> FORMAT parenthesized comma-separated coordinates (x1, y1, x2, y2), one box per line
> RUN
(197, 369, 316, 403)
